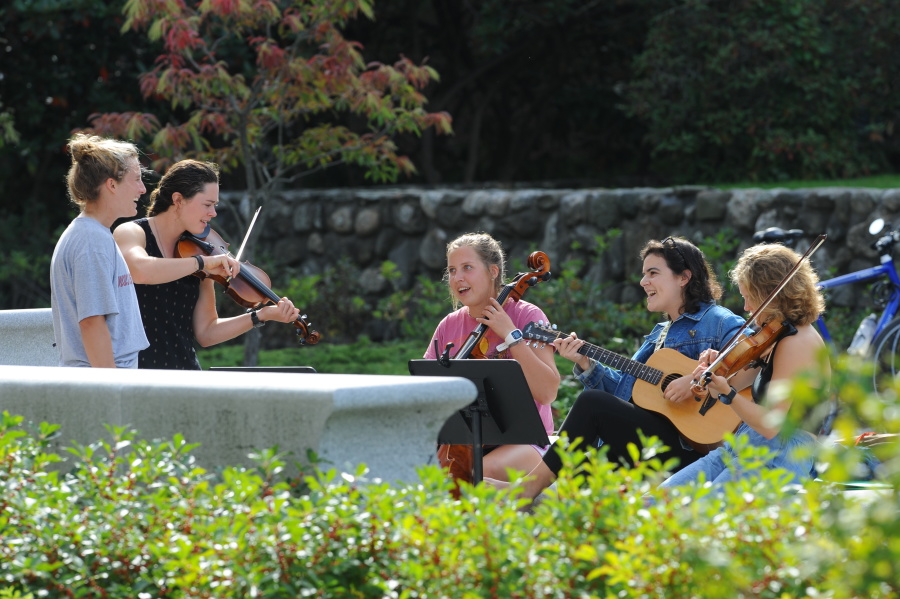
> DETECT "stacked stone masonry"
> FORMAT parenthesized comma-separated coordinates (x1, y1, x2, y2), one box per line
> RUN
(221, 186, 900, 313)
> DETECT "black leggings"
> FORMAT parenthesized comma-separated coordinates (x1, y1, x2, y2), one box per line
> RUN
(543, 389, 700, 475)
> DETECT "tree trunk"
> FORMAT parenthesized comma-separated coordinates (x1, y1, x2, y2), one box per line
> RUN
(243, 326, 261, 367)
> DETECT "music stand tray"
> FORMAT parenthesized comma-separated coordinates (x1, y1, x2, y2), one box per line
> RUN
(408, 358, 550, 483)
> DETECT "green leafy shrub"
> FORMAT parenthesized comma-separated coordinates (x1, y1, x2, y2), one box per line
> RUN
(2, 356, 898, 598)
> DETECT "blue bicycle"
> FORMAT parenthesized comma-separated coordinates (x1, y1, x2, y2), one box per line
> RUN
(754, 219, 900, 393)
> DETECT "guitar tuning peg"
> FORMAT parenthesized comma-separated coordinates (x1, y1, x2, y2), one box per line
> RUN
(551, 323, 558, 330)
(538, 319, 545, 325)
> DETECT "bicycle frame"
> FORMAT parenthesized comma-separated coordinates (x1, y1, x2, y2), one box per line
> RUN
(815, 255, 900, 344)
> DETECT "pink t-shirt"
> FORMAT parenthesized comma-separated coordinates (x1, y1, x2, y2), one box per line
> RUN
(424, 299, 555, 441)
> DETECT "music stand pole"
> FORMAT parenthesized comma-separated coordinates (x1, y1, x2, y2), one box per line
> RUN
(471, 407, 484, 483)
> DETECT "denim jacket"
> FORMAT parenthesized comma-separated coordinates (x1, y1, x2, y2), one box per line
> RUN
(573, 302, 745, 401)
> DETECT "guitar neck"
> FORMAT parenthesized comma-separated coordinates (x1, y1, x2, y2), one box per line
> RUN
(577, 341, 663, 385)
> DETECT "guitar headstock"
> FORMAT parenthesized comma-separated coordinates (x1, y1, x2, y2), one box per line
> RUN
(522, 320, 560, 345)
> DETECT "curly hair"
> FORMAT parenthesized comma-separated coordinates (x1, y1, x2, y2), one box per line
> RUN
(444, 232, 506, 309)
(731, 243, 825, 326)
(65, 133, 141, 209)
(640, 236, 722, 317)
(147, 159, 220, 217)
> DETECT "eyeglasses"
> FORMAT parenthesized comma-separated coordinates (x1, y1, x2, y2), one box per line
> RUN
(662, 236, 688, 266)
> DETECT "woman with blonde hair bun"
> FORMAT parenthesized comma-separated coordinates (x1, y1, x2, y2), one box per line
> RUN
(50, 133, 149, 367)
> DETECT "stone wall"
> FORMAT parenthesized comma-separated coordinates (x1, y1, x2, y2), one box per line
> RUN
(219, 186, 900, 316)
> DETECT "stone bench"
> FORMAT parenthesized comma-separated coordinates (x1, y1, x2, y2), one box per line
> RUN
(0, 308, 59, 366)
(0, 365, 475, 483)
(0, 309, 476, 483)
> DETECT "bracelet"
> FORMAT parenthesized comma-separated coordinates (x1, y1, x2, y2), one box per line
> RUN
(247, 309, 265, 328)
(717, 386, 737, 405)
(194, 255, 204, 273)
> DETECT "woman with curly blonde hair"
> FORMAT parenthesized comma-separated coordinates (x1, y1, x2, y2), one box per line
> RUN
(660, 242, 831, 489)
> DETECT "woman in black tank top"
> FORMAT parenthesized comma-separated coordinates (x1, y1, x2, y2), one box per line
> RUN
(113, 160, 301, 369)
(660, 243, 831, 490)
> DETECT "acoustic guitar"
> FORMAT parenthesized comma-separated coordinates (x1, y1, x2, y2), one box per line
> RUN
(522, 322, 744, 449)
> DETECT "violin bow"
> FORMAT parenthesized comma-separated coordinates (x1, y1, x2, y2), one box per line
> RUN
(695, 233, 827, 388)
(234, 206, 261, 262)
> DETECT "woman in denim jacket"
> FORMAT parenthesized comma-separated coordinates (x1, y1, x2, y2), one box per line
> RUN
(490, 237, 744, 502)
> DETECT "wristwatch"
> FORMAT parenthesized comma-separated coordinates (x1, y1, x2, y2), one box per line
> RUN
(717, 386, 737, 405)
(247, 309, 265, 328)
(497, 328, 523, 352)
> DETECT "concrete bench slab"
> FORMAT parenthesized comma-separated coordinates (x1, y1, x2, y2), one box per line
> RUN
(0, 365, 476, 483)
(0, 308, 58, 366)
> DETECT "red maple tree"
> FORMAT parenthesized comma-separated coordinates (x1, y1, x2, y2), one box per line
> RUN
(90, 0, 451, 218)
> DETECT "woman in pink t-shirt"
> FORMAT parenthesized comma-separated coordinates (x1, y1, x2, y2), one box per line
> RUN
(424, 233, 560, 484)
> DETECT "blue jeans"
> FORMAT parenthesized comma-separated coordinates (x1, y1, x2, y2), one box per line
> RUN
(659, 423, 817, 488)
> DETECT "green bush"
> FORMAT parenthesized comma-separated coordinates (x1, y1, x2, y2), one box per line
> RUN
(2, 356, 898, 598)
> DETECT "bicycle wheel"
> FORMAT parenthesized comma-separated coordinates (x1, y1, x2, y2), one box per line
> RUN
(869, 316, 900, 394)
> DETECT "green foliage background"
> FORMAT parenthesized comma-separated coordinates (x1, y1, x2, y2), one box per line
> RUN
(625, 0, 900, 184)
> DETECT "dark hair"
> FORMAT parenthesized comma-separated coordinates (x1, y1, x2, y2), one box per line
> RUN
(147, 159, 219, 217)
(65, 133, 141, 209)
(640, 236, 722, 317)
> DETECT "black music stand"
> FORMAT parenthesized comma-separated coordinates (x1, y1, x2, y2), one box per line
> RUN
(408, 358, 550, 484)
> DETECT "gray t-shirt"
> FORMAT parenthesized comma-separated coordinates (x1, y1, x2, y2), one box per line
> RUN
(50, 215, 149, 367)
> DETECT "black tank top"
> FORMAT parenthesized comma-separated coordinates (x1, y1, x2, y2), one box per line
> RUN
(751, 322, 797, 403)
(752, 343, 777, 403)
(750, 322, 833, 434)
(133, 218, 202, 370)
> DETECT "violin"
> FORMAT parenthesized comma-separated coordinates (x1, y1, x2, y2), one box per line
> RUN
(176, 225, 321, 345)
(690, 232, 826, 395)
(454, 251, 552, 359)
(690, 320, 791, 396)
(711, 320, 788, 377)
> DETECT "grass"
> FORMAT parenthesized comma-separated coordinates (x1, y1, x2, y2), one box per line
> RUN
(714, 174, 900, 190)
(197, 336, 425, 375)
(199, 336, 578, 378)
